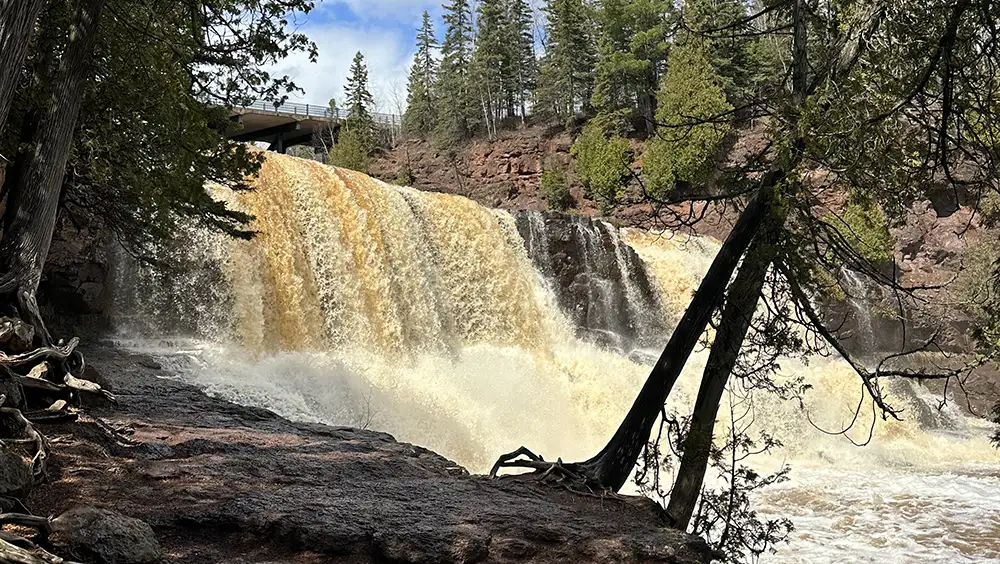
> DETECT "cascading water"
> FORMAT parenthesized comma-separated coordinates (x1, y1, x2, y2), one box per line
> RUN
(110, 153, 1000, 563)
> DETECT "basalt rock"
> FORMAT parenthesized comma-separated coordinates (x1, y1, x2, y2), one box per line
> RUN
(515, 211, 665, 352)
(50, 506, 161, 564)
(0, 448, 32, 498)
(0, 317, 34, 354)
(29, 347, 715, 564)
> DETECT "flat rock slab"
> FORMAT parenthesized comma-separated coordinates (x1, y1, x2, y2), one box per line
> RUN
(29, 347, 712, 564)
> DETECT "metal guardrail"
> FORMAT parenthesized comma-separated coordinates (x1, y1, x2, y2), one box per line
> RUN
(242, 100, 401, 126)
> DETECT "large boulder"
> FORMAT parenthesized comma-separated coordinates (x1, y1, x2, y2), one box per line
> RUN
(50, 506, 161, 564)
(0, 449, 32, 498)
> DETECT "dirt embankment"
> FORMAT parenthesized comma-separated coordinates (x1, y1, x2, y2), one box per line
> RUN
(29, 346, 714, 563)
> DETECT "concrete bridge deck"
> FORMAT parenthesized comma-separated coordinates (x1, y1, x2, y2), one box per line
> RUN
(226, 101, 401, 152)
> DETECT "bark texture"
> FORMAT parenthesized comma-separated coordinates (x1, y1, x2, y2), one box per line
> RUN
(573, 182, 777, 491)
(0, 1, 47, 143)
(0, 0, 105, 344)
(665, 224, 778, 529)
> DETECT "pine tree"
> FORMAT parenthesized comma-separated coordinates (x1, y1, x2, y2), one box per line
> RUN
(536, 0, 597, 119)
(436, 0, 477, 147)
(344, 51, 376, 148)
(591, 0, 672, 134)
(680, 0, 754, 99)
(403, 11, 438, 137)
(473, 0, 507, 137)
(503, 0, 537, 123)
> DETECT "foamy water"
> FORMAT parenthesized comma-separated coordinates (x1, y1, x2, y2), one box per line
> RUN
(110, 153, 1000, 563)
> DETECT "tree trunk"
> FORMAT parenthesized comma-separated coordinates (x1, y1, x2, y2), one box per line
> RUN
(665, 222, 779, 529)
(573, 181, 777, 491)
(0, 0, 105, 345)
(0, 0, 47, 143)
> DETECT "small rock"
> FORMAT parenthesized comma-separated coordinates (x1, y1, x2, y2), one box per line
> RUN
(50, 506, 161, 564)
(138, 359, 162, 371)
(0, 317, 33, 353)
(0, 448, 32, 498)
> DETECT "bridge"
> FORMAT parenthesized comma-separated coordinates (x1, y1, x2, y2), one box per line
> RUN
(225, 101, 402, 153)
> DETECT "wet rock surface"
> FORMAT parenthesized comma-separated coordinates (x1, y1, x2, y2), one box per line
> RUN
(28, 346, 713, 564)
(515, 211, 665, 351)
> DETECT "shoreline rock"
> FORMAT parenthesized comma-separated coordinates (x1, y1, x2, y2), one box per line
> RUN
(27, 346, 713, 563)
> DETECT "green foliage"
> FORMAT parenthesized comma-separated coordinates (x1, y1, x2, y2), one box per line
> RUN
(591, 0, 672, 134)
(679, 0, 756, 99)
(329, 129, 371, 173)
(540, 165, 571, 211)
(536, 0, 597, 119)
(824, 200, 895, 263)
(571, 122, 632, 211)
(395, 166, 415, 186)
(643, 40, 731, 196)
(344, 51, 376, 150)
(43, 0, 317, 257)
(403, 12, 438, 138)
(435, 0, 477, 148)
(504, 0, 538, 119)
(958, 240, 1000, 325)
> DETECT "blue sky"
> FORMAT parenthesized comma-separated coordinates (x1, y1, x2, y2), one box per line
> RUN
(271, 0, 545, 114)
(271, 0, 445, 113)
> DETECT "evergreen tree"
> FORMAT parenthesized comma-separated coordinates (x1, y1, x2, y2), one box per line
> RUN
(344, 51, 376, 147)
(591, 0, 671, 135)
(473, 0, 507, 136)
(535, 0, 597, 119)
(436, 0, 477, 147)
(643, 39, 731, 195)
(680, 0, 754, 99)
(503, 0, 537, 123)
(403, 11, 438, 137)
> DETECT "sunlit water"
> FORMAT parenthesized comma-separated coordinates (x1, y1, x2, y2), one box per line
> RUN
(110, 153, 1000, 563)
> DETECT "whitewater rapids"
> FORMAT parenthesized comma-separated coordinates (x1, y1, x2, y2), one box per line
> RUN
(111, 153, 1000, 563)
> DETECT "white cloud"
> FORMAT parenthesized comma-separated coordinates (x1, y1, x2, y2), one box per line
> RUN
(270, 22, 416, 114)
(321, 0, 441, 24)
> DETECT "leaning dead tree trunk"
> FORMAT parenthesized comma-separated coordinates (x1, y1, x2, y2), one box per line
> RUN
(0, 1, 48, 140)
(0, 0, 105, 345)
(665, 222, 779, 529)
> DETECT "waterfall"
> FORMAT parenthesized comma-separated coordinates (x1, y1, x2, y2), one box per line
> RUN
(109, 153, 1000, 563)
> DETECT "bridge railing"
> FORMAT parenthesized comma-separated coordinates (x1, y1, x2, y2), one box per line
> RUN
(243, 100, 401, 127)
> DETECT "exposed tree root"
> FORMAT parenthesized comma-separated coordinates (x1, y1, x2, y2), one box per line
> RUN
(0, 328, 119, 563)
(0, 340, 77, 370)
(0, 405, 48, 480)
(490, 447, 587, 484)
(0, 536, 79, 564)
(490, 447, 632, 502)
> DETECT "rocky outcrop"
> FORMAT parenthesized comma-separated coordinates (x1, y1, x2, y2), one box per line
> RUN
(369, 125, 594, 213)
(516, 211, 665, 351)
(29, 347, 715, 564)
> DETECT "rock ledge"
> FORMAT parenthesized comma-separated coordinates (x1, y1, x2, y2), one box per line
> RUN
(29, 347, 713, 564)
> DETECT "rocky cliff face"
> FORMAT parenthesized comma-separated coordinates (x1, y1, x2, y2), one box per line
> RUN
(515, 211, 665, 352)
(369, 125, 597, 213)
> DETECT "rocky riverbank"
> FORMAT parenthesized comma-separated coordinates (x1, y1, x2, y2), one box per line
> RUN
(26, 345, 714, 563)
